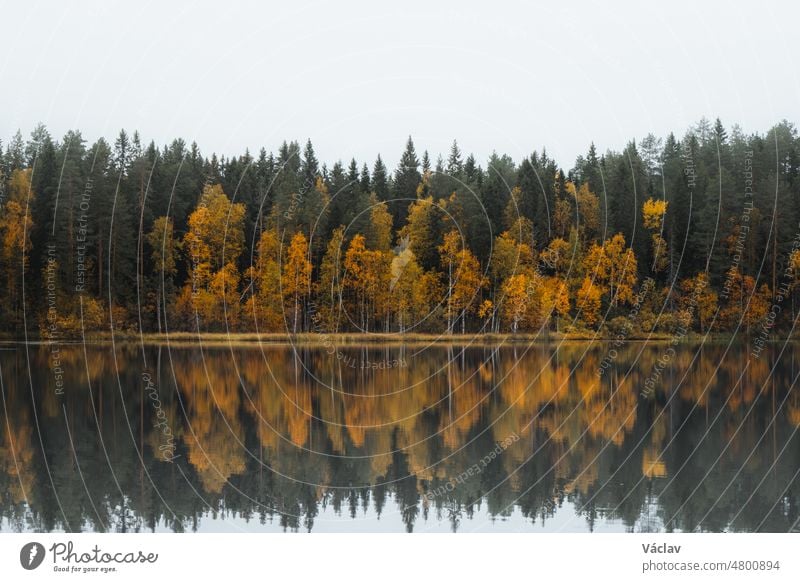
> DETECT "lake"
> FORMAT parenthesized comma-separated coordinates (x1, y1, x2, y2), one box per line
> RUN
(0, 340, 798, 533)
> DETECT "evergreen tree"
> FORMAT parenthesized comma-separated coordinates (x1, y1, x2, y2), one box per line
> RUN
(390, 137, 421, 228)
(371, 154, 389, 201)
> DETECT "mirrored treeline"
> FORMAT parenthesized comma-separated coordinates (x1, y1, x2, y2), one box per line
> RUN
(0, 342, 798, 533)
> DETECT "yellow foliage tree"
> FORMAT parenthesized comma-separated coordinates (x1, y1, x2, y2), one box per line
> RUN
(574, 182, 600, 241)
(0, 169, 34, 316)
(553, 196, 573, 239)
(642, 198, 668, 230)
(314, 226, 345, 333)
(210, 262, 242, 327)
(679, 272, 718, 333)
(246, 229, 284, 331)
(343, 234, 392, 331)
(642, 198, 669, 273)
(439, 230, 462, 331)
(718, 267, 764, 331)
(489, 231, 534, 287)
(583, 233, 638, 307)
(282, 231, 312, 333)
(541, 237, 570, 274)
(179, 184, 245, 330)
(604, 233, 638, 306)
(439, 230, 487, 333)
(577, 276, 602, 328)
(185, 184, 245, 277)
(745, 283, 772, 330)
(402, 195, 441, 269)
(549, 276, 571, 331)
(366, 193, 394, 251)
(500, 273, 531, 333)
(390, 249, 442, 332)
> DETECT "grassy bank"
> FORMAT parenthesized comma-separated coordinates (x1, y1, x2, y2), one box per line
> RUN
(0, 330, 746, 346)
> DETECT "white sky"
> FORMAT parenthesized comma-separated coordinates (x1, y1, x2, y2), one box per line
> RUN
(1, 0, 798, 169)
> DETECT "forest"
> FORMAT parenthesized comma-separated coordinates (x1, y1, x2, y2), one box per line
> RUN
(0, 118, 798, 337)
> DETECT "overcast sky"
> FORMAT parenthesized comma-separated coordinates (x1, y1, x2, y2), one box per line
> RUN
(1, 0, 797, 169)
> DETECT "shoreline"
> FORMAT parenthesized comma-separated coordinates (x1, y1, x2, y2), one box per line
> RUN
(0, 330, 793, 346)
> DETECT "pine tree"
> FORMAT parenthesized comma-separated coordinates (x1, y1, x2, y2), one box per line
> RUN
(371, 154, 389, 201)
(447, 140, 463, 176)
(390, 137, 421, 228)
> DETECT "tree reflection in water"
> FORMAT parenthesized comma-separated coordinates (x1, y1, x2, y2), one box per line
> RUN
(0, 342, 798, 532)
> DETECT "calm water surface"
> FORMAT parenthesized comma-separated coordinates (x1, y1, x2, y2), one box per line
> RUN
(0, 341, 799, 533)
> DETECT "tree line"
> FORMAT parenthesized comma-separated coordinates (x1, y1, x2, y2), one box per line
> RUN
(0, 118, 798, 336)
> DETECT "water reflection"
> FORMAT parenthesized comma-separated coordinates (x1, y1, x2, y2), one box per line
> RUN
(0, 341, 798, 532)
